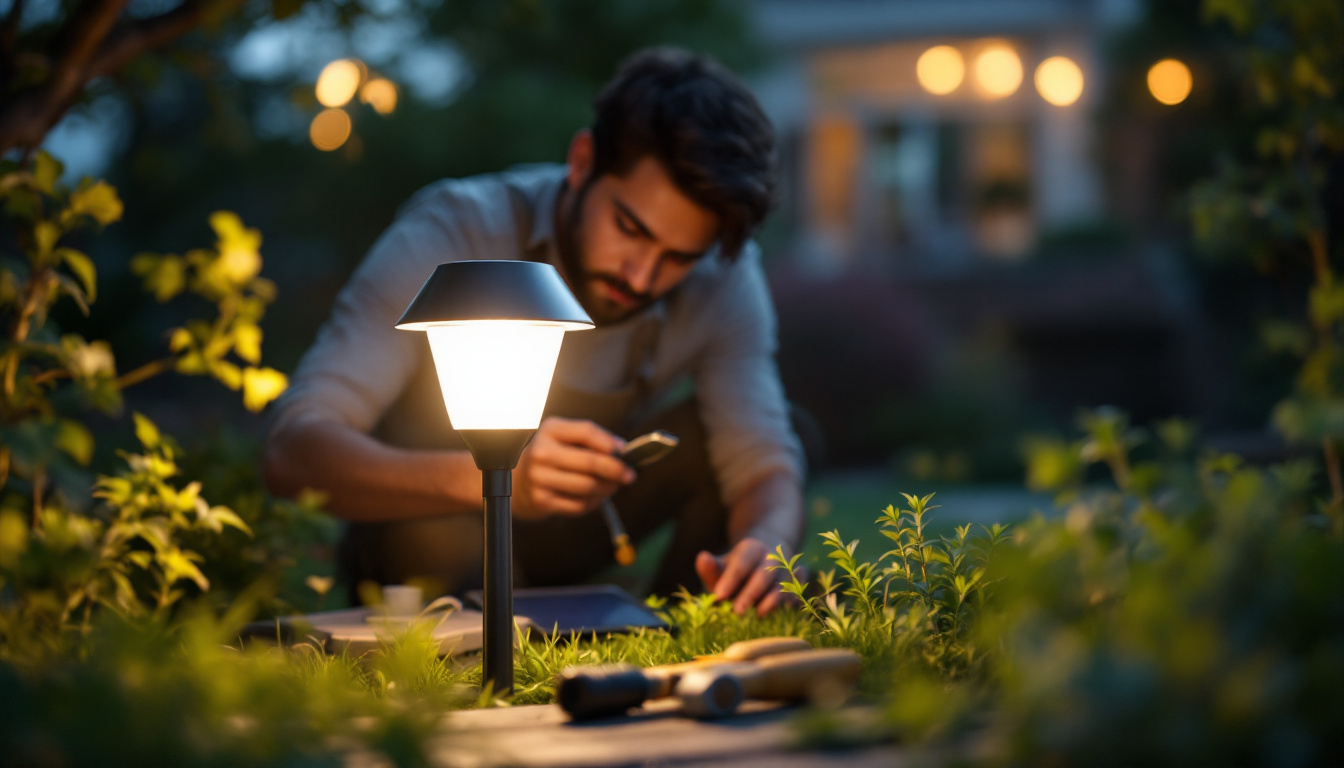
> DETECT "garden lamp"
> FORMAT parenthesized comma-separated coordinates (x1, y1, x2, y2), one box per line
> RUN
(395, 260, 593, 694)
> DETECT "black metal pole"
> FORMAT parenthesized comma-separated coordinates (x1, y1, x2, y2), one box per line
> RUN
(481, 468, 513, 695)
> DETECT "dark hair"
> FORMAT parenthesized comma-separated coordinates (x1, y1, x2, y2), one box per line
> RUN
(590, 47, 777, 260)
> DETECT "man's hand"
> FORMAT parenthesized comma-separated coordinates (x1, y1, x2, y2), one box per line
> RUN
(695, 538, 803, 617)
(513, 417, 636, 519)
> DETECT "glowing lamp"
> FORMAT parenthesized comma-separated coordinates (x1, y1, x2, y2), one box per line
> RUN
(1035, 56, 1084, 107)
(396, 260, 593, 694)
(1148, 59, 1192, 106)
(917, 45, 965, 96)
(974, 43, 1023, 99)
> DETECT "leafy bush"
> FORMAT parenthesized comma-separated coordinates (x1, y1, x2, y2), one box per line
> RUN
(0, 153, 306, 657)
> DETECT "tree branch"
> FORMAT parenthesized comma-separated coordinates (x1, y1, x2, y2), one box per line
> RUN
(0, 0, 245, 156)
(1, 0, 27, 87)
(0, 0, 128, 154)
(90, 0, 221, 79)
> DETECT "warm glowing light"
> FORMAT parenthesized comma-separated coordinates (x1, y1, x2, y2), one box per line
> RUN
(360, 77, 398, 115)
(974, 44, 1023, 98)
(1147, 58, 1192, 105)
(315, 59, 363, 108)
(309, 108, 352, 151)
(1035, 56, 1084, 106)
(426, 322, 567, 430)
(916, 45, 964, 95)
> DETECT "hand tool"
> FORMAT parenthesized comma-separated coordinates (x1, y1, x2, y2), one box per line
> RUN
(557, 636, 810, 720)
(674, 647, 862, 718)
(601, 430, 679, 566)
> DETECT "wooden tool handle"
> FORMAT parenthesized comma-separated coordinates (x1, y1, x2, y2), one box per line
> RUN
(645, 637, 813, 694)
(739, 649, 862, 700)
(720, 636, 812, 661)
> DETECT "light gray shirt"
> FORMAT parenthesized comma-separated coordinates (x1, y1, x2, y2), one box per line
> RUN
(272, 164, 803, 506)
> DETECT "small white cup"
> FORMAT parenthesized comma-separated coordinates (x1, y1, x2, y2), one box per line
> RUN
(381, 584, 423, 618)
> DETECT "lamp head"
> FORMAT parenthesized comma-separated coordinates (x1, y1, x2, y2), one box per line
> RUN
(395, 261, 593, 434)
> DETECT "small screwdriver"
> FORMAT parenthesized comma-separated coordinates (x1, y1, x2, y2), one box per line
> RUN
(602, 499, 637, 566)
(603, 430, 679, 567)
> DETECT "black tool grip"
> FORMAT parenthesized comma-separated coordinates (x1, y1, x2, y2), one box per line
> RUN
(557, 665, 655, 720)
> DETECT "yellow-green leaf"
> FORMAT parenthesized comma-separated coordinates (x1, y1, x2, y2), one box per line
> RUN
(34, 220, 60, 258)
(212, 360, 243, 390)
(233, 322, 262, 364)
(33, 151, 63, 193)
(68, 180, 123, 226)
(158, 549, 209, 591)
(0, 511, 28, 569)
(133, 412, 161, 449)
(305, 575, 334, 596)
(168, 327, 192, 352)
(200, 505, 252, 536)
(59, 248, 96, 302)
(132, 253, 185, 302)
(56, 419, 94, 466)
(241, 366, 288, 412)
(210, 211, 262, 284)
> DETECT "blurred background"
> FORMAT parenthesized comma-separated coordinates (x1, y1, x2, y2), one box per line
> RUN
(16, 0, 1308, 544)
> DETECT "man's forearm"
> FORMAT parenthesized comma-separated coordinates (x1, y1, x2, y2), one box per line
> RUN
(727, 471, 805, 553)
(265, 416, 485, 522)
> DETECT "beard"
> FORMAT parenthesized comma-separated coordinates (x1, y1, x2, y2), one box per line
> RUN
(555, 178, 654, 326)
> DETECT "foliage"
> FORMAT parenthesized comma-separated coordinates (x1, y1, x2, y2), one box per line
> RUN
(0, 153, 303, 655)
(981, 409, 1344, 766)
(0, 608, 447, 768)
(1187, 0, 1344, 523)
(771, 493, 1008, 680)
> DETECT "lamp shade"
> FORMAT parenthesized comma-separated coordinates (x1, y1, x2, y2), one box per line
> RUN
(395, 260, 593, 431)
(395, 260, 593, 331)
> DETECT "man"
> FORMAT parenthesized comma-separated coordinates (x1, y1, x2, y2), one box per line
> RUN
(265, 47, 805, 616)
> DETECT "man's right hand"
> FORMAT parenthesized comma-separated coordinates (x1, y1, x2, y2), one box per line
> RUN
(513, 417, 636, 519)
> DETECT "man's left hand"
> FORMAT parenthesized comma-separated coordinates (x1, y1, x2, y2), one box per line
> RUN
(695, 538, 802, 617)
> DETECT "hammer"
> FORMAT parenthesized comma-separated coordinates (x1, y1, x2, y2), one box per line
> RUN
(558, 636, 811, 720)
(675, 647, 862, 718)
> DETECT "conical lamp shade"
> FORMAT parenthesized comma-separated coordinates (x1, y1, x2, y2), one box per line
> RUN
(395, 261, 593, 431)
(395, 260, 593, 330)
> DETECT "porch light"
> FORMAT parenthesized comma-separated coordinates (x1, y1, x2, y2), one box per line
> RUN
(1035, 56, 1084, 107)
(974, 43, 1022, 98)
(395, 260, 593, 694)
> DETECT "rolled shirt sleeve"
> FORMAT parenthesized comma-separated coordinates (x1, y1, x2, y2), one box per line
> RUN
(269, 198, 472, 437)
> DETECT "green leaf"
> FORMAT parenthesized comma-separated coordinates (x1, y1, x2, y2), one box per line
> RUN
(55, 274, 89, 316)
(211, 360, 243, 390)
(67, 180, 123, 226)
(0, 511, 28, 570)
(33, 221, 60, 258)
(158, 548, 209, 591)
(59, 248, 96, 302)
(198, 505, 252, 536)
(1309, 281, 1344, 326)
(32, 151, 63, 193)
(55, 420, 94, 466)
(133, 412, 161, 450)
(131, 253, 185, 302)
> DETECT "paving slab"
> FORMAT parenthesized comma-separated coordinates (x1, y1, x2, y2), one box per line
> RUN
(349, 701, 900, 768)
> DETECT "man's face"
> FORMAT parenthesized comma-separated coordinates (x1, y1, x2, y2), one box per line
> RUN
(558, 155, 720, 325)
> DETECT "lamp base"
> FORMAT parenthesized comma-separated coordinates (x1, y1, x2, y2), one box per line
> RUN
(459, 429, 534, 471)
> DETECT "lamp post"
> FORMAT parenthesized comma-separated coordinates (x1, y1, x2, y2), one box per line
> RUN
(395, 260, 593, 694)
